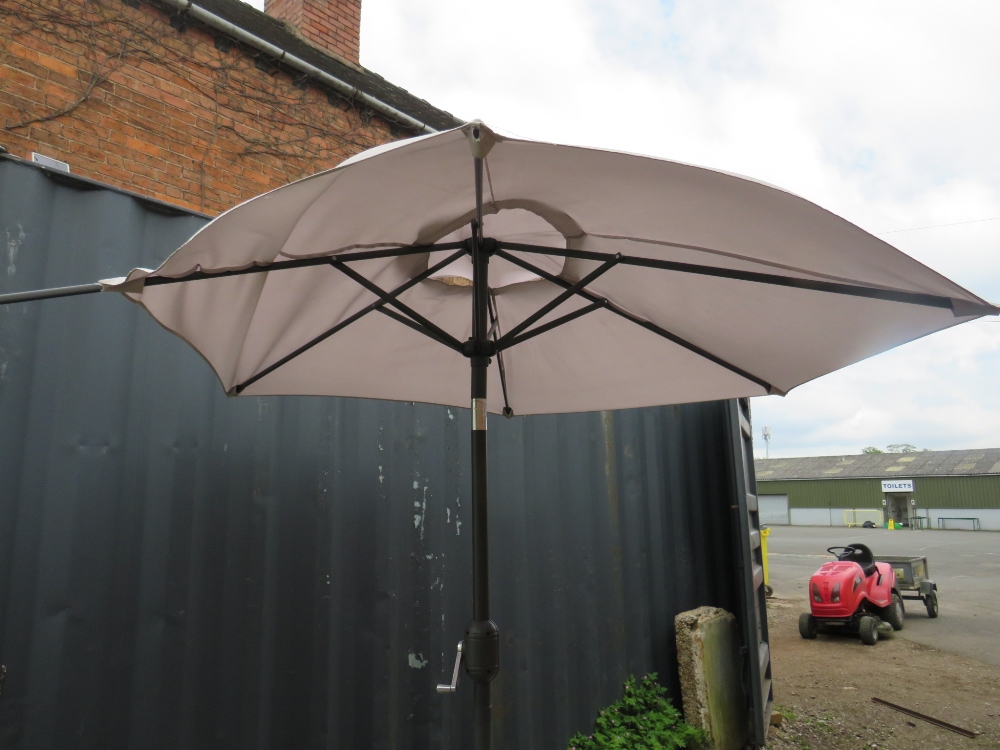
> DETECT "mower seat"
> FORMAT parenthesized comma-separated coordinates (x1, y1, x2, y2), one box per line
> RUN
(845, 543, 877, 577)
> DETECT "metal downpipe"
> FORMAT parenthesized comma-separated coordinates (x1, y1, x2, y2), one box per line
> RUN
(154, 0, 438, 135)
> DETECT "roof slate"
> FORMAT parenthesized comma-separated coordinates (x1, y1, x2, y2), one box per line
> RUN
(167, 0, 462, 132)
(756, 448, 1000, 481)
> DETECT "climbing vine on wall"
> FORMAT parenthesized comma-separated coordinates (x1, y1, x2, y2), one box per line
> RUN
(0, 0, 409, 211)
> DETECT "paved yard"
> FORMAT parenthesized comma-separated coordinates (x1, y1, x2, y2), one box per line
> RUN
(765, 525, 1000, 665)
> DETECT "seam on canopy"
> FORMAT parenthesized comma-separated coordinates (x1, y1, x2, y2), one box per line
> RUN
(275, 241, 428, 259)
(234, 167, 361, 383)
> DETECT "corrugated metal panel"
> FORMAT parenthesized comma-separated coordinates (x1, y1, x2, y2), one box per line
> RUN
(0, 157, 761, 749)
(756, 449, 1000, 480)
(758, 477, 1000, 510)
(903, 476, 1000, 510)
(757, 479, 883, 508)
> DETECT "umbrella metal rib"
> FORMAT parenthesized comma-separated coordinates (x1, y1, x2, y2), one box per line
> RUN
(0, 282, 103, 305)
(494, 248, 779, 394)
(493, 254, 620, 349)
(0, 245, 466, 307)
(375, 307, 464, 353)
(329, 257, 464, 350)
(486, 290, 514, 417)
(498, 241, 959, 312)
(143, 242, 467, 287)
(233, 248, 467, 393)
(495, 300, 606, 351)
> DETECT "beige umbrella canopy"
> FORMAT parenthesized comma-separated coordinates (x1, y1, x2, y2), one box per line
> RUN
(99, 121, 996, 416)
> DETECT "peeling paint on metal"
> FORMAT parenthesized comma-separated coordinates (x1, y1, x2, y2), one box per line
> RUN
(6, 224, 24, 276)
(419, 486, 428, 540)
(407, 652, 428, 669)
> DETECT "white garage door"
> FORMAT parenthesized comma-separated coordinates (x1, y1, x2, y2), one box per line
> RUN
(758, 495, 790, 526)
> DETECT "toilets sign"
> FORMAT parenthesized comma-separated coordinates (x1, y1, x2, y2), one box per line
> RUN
(881, 479, 914, 493)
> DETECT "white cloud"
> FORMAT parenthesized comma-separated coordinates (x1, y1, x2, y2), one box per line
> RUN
(255, 0, 1000, 455)
(359, 0, 1000, 456)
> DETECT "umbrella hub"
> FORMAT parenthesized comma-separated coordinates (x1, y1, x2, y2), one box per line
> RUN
(463, 120, 499, 159)
(428, 210, 568, 288)
(463, 340, 496, 358)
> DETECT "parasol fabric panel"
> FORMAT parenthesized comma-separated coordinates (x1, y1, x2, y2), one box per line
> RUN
(102, 123, 997, 414)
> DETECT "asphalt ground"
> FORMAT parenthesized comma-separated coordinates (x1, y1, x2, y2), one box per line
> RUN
(765, 525, 1000, 666)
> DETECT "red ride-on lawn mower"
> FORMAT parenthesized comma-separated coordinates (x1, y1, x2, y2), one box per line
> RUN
(798, 543, 905, 646)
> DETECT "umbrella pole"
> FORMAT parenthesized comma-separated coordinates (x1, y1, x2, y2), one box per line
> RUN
(464, 155, 499, 750)
(469, 358, 495, 750)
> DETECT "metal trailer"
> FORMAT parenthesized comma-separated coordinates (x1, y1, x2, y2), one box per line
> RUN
(874, 555, 939, 618)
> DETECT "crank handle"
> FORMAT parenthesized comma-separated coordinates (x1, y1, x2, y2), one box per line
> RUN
(436, 641, 463, 694)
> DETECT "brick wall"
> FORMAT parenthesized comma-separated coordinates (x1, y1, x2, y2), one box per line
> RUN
(265, 0, 360, 65)
(0, 0, 404, 215)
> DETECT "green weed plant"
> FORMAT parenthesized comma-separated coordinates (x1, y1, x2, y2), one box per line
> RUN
(567, 674, 705, 750)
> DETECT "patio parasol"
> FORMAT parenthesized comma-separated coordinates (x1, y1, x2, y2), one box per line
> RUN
(2, 121, 996, 748)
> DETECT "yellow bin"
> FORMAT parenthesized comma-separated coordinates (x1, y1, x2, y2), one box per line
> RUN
(761, 525, 771, 595)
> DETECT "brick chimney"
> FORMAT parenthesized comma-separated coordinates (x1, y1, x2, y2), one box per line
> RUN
(264, 0, 361, 65)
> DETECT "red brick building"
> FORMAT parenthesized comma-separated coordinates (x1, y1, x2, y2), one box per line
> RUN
(0, 0, 459, 214)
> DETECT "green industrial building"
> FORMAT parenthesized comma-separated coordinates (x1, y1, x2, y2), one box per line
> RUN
(755, 448, 1000, 530)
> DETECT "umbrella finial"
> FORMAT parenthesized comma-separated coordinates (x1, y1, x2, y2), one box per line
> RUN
(463, 120, 499, 159)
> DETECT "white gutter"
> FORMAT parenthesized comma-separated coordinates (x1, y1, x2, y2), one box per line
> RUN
(158, 0, 438, 134)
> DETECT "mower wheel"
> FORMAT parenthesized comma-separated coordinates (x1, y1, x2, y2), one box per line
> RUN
(798, 613, 817, 639)
(859, 615, 879, 646)
(885, 593, 905, 631)
(925, 590, 939, 619)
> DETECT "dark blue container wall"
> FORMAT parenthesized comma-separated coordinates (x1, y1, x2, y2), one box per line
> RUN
(0, 158, 746, 750)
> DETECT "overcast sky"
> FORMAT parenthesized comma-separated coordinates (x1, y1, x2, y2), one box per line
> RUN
(252, 0, 1000, 458)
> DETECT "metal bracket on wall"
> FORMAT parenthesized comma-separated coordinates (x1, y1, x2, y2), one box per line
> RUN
(436, 642, 463, 694)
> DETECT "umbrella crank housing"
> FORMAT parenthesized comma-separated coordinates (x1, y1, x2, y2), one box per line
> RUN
(463, 618, 499, 683)
(437, 621, 498, 693)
